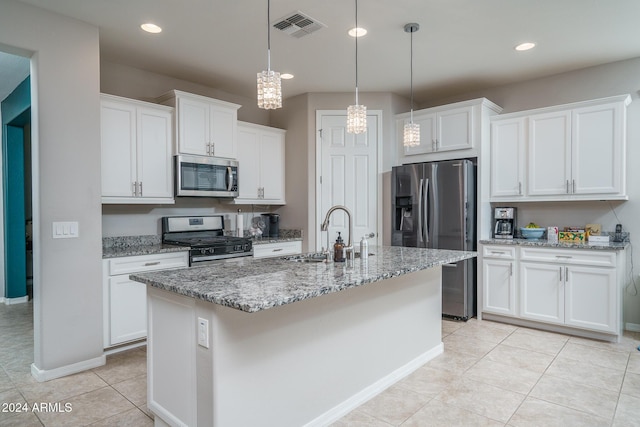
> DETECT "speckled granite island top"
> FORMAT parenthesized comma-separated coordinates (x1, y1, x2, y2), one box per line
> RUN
(479, 238, 629, 251)
(130, 246, 476, 313)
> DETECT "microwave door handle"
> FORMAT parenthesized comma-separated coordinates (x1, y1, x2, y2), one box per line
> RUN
(226, 166, 233, 191)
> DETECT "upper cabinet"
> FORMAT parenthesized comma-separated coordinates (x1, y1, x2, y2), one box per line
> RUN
(397, 98, 502, 163)
(156, 90, 240, 159)
(231, 122, 286, 205)
(100, 94, 174, 204)
(490, 94, 631, 202)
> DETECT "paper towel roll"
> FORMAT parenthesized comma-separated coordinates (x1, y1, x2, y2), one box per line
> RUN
(236, 212, 243, 237)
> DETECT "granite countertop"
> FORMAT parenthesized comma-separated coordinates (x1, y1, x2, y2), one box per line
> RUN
(130, 246, 476, 313)
(479, 238, 629, 251)
(251, 236, 303, 245)
(103, 244, 188, 259)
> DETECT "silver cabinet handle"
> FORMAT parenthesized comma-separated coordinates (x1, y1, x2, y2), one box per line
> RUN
(565, 266, 569, 282)
(144, 261, 161, 266)
(272, 248, 283, 252)
(559, 266, 563, 281)
(572, 179, 576, 193)
(510, 263, 513, 276)
(490, 251, 506, 255)
(139, 182, 143, 197)
(566, 180, 570, 194)
(555, 255, 572, 259)
(518, 182, 522, 195)
(211, 143, 215, 156)
(132, 182, 137, 197)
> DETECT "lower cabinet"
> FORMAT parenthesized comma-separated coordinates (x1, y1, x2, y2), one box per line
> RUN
(253, 241, 302, 259)
(481, 244, 623, 338)
(103, 252, 188, 349)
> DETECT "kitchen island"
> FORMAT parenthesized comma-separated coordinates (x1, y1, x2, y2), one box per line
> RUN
(130, 246, 476, 427)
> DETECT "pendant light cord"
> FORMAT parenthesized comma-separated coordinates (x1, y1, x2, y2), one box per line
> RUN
(354, 0, 359, 106)
(267, 0, 271, 71)
(409, 26, 414, 123)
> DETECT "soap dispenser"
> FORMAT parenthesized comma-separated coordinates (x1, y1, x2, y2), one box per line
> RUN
(334, 232, 345, 262)
(359, 234, 369, 260)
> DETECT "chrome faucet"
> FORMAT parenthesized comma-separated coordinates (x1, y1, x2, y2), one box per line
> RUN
(321, 205, 354, 262)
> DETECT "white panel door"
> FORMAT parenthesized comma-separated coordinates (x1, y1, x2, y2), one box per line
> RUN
(260, 131, 285, 202)
(209, 104, 236, 159)
(177, 96, 209, 156)
(572, 103, 622, 195)
(437, 106, 473, 152)
(236, 126, 260, 200)
(137, 107, 173, 199)
(482, 259, 516, 316)
(490, 117, 525, 198)
(519, 261, 564, 325)
(319, 113, 378, 251)
(565, 265, 616, 333)
(528, 111, 571, 196)
(108, 275, 147, 345)
(101, 100, 136, 197)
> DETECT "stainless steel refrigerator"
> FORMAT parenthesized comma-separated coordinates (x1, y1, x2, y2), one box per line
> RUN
(391, 159, 476, 320)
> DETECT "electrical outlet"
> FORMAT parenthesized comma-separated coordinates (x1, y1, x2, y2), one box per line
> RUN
(197, 317, 209, 348)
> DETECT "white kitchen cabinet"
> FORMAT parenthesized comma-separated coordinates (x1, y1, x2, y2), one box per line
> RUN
(519, 261, 565, 325)
(101, 94, 174, 204)
(481, 246, 517, 317)
(490, 117, 526, 198)
(103, 251, 188, 349)
(253, 241, 302, 259)
(156, 90, 240, 159)
(233, 121, 286, 204)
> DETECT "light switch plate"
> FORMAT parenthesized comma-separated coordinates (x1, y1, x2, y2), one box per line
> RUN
(52, 221, 79, 239)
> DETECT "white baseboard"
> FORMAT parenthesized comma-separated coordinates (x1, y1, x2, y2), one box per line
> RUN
(625, 323, 640, 332)
(304, 343, 444, 427)
(31, 355, 106, 382)
(5, 296, 28, 305)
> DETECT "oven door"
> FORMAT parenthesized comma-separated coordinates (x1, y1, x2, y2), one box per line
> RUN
(176, 155, 238, 197)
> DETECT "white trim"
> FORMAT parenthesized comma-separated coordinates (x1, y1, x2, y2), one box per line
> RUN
(31, 355, 106, 382)
(625, 323, 640, 332)
(4, 296, 28, 305)
(314, 110, 384, 252)
(103, 340, 146, 356)
(303, 343, 444, 427)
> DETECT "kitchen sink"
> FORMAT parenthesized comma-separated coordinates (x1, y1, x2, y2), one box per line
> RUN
(284, 252, 374, 263)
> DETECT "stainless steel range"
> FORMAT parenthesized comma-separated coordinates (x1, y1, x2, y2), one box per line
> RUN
(162, 215, 253, 265)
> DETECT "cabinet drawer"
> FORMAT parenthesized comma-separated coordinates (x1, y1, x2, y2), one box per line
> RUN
(482, 245, 516, 259)
(518, 247, 615, 267)
(106, 252, 189, 276)
(253, 241, 302, 259)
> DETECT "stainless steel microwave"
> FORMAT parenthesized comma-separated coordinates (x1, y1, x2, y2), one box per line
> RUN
(175, 154, 238, 198)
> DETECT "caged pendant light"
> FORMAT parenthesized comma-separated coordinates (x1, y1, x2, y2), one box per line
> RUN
(346, 0, 367, 134)
(403, 23, 420, 147)
(257, 0, 282, 109)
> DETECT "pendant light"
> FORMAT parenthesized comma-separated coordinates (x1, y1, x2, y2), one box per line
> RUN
(347, 0, 366, 134)
(257, 0, 282, 109)
(403, 23, 420, 147)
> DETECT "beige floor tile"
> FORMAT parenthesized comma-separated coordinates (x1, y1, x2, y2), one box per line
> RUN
(484, 343, 554, 374)
(443, 333, 498, 358)
(425, 348, 481, 374)
(627, 352, 640, 375)
(435, 378, 525, 423)
(613, 393, 640, 427)
(529, 374, 618, 420)
(0, 369, 15, 394)
(442, 320, 463, 337)
(465, 359, 542, 394)
(509, 397, 610, 427)
(396, 365, 463, 399)
(501, 328, 568, 355)
(330, 409, 393, 426)
(558, 342, 630, 372)
(36, 387, 135, 427)
(357, 385, 429, 425)
(402, 398, 503, 427)
(0, 388, 29, 423)
(91, 351, 146, 385)
(469, 318, 519, 333)
(451, 321, 515, 344)
(17, 371, 107, 406)
(621, 372, 640, 398)
(87, 407, 152, 427)
(0, 410, 43, 427)
(546, 356, 625, 392)
(568, 333, 640, 354)
(111, 375, 146, 407)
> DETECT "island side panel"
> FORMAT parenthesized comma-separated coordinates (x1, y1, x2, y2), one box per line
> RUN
(198, 266, 443, 427)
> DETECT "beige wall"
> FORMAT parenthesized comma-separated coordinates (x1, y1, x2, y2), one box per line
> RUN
(0, 0, 103, 374)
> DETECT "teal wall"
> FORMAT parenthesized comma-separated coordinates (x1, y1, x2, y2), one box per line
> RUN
(2, 76, 30, 299)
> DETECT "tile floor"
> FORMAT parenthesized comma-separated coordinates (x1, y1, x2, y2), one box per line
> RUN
(1, 301, 640, 426)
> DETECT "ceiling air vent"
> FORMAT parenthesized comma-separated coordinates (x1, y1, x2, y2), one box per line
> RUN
(272, 11, 326, 38)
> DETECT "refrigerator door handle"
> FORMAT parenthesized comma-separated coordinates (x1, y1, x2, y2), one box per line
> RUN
(418, 178, 424, 245)
(423, 178, 429, 244)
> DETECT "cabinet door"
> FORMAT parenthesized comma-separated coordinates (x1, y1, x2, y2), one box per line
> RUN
(528, 111, 571, 196)
(483, 259, 516, 316)
(490, 117, 525, 198)
(236, 126, 261, 200)
(565, 266, 616, 333)
(137, 107, 173, 199)
(403, 114, 436, 155)
(260, 131, 285, 202)
(520, 262, 564, 325)
(176, 96, 209, 156)
(572, 103, 624, 195)
(101, 100, 137, 198)
(108, 275, 147, 345)
(209, 104, 237, 159)
(437, 106, 473, 152)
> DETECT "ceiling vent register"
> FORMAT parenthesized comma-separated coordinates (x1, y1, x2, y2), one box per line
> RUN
(273, 11, 326, 38)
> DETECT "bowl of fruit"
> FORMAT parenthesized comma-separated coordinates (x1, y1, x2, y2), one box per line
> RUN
(520, 223, 545, 239)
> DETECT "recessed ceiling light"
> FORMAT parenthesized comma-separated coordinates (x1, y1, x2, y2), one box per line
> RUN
(515, 42, 535, 51)
(141, 23, 162, 34)
(281, 73, 294, 80)
(348, 27, 367, 37)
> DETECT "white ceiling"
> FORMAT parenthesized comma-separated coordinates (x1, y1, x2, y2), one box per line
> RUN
(7, 0, 640, 104)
